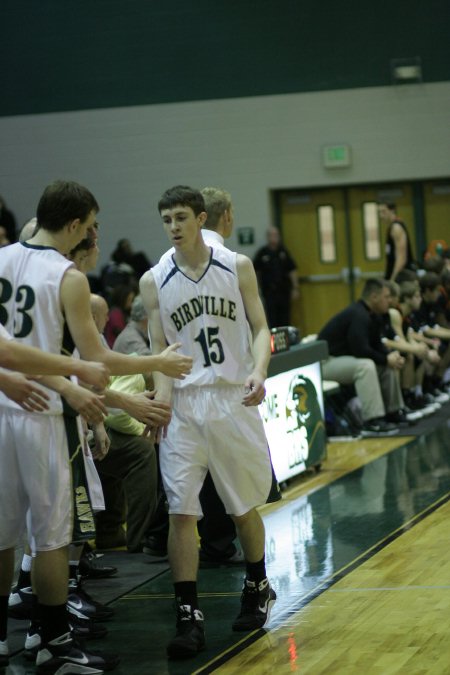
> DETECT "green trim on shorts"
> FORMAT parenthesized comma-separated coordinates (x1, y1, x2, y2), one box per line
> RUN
(63, 414, 96, 542)
(266, 452, 282, 503)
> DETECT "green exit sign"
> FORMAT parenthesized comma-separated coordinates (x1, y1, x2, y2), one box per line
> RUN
(322, 144, 352, 168)
(237, 227, 254, 245)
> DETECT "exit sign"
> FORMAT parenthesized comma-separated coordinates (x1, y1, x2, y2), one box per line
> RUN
(322, 144, 352, 168)
(237, 227, 254, 245)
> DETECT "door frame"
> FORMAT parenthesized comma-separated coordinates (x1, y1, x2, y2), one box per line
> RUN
(273, 177, 438, 276)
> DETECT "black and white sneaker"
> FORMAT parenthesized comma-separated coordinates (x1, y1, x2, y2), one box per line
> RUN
(8, 584, 33, 620)
(422, 393, 442, 410)
(360, 418, 398, 437)
(385, 410, 414, 427)
(68, 613, 108, 641)
(403, 407, 423, 422)
(232, 577, 277, 632)
(0, 639, 9, 668)
(36, 631, 119, 673)
(167, 604, 205, 659)
(430, 388, 450, 404)
(78, 551, 117, 580)
(68, 579, 115, 621)
(24, 621, 42, 661)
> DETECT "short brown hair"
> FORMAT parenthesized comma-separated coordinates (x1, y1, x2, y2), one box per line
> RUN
(37, 180, 99, 232)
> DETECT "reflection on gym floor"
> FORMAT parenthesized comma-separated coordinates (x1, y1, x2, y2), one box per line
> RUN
(6, 423, 450, 674)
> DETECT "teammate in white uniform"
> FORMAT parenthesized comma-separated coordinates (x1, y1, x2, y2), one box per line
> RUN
(140, 185, 277, 660)
(0, 180, 192, 673)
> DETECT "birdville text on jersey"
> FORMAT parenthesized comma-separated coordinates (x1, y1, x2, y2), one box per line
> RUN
(171, 295, 237, 331)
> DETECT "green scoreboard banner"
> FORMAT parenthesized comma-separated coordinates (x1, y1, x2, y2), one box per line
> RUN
(259, 362, 326, 482)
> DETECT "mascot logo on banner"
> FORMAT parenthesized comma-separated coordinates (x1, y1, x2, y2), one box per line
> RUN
(286, 375, 326, 469)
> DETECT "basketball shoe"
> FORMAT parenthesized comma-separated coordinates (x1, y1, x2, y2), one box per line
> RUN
(0, 639, 9, 668)
(232, 577, 276, 631)
(167, 604, 205, 659)
(68, 577, 114, 621)
(8, 584, 33, 620)
(36, 631, 119, 673)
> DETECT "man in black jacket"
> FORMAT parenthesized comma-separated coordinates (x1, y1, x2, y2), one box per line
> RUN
(318, 279, 405, 434)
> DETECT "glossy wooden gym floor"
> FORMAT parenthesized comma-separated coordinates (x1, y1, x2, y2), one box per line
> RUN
(7, 419, 450, 674)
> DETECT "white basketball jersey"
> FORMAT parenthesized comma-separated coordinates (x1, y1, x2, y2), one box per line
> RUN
(0, 242, 74, 413)
(0, 323, 13, 340)
(152, 246, 253, 388)
(158, 229, 225, 265)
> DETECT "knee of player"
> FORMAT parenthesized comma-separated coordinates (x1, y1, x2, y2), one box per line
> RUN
(169, 513, 198, 529)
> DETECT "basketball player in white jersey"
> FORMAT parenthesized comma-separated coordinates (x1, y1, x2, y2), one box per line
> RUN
(140, 186, 277, 660)
(0, 180, 192, 673)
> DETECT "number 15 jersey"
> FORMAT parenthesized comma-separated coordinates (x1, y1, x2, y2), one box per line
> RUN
(151, 246, 254, 388)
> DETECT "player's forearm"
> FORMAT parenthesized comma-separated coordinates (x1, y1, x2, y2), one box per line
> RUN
(147, 339, 173, 401)
(102, 389, 128, 411)
(251, 326, 271, 379)
(424, 326, 450, 340)
(382, 337, 423, 356)
(33, 375, 71, 395)
(93, 348, 164, 376)
(0, 341, 89, 377)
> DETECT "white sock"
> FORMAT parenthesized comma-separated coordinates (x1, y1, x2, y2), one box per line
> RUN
(21, 554, 32, 573)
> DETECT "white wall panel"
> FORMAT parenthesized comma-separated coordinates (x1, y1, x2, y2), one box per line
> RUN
(1, 82, 449, 269)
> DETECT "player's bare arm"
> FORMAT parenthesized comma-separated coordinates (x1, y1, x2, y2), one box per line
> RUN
(423, 324, 450, 341)
(390, 223, 407, 280)
(0, 334, 109, 387)
(140, 271, 174, 441)
(386, 308, 428, 358)
(104, 388, 171, 428)
(140, 271, 175, 403)
(91, 422, 111, 461)
(237, 254, 271, 406)
(37, 375, 107, 425)
(61, 267, 192, 379)
(0, 370, 50, 412)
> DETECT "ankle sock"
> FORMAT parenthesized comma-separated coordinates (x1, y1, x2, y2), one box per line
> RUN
(0, 595, 8, 641)
(246, 556, 266, 584)
(38, 603, 70, 645)
(16, 553, 33, 589)
(174, 581, 198, 610)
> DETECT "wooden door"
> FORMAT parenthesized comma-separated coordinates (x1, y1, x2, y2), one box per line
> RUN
(278, 182, 418, 338)
(280, 189, 351, 337)
(423, 180, 450, 250)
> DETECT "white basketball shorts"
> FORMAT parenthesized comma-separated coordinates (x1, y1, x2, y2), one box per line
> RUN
(0, 408, 73, 551)
(159, 384, 273, 517)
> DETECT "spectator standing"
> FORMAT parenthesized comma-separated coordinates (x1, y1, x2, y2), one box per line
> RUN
(253, 226, 299, 328)
(104, 284, 136, 348)
(378, 202, 416, 281)
(0, 195, 17, 244)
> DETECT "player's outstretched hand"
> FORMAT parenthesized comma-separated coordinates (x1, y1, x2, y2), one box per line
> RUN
(158, 343, 193, 379)
(126, 391, 172, 428)
(0, 372, 50, 412)
(63, 383, 107, 424)
(77, 361, 110, 390)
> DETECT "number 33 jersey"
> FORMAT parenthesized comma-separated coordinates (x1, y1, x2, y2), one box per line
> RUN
(0, 242, 74, 413)
(152, 246, 254, 388)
